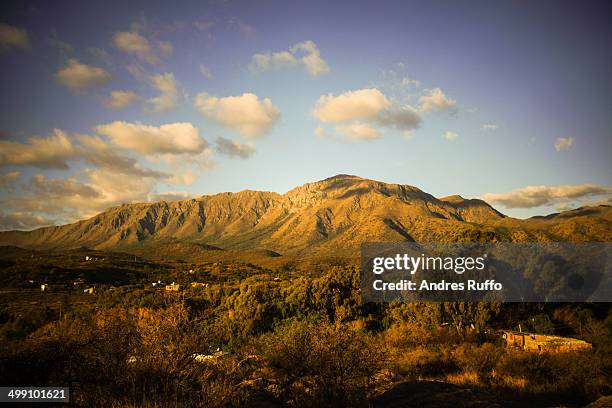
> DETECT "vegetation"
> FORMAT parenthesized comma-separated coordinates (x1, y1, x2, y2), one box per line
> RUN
(0, 250, 610, 407)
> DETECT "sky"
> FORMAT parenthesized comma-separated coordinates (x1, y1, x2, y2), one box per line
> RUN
(0, 0, 611, 230)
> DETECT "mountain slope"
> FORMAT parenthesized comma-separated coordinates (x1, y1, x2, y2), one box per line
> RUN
(0, 175, 609, 256)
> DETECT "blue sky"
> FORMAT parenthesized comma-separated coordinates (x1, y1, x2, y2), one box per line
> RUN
(0, 0, 611, 229)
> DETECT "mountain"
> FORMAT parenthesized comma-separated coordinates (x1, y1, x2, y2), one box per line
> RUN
(0, 175, 610, 257)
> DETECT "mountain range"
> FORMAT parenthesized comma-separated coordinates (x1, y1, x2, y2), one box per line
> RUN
(0, 175, 610, 257)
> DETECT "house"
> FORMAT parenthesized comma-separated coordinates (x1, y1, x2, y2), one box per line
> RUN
(501, 330, 591, 352)
(190, 282, 208, 288)
(83, 287, 95, 294)
(165, 282, 180, 291)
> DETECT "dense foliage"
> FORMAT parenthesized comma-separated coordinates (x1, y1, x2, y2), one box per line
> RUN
(1, 261, 611, 407)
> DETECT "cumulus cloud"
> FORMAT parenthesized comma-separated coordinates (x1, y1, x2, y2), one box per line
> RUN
(312, 88, 422, 140)
(0, 23, 29, 50)
(482, 184, 612, 209)
(249, 40, 329, 77)
(215, 136, 255, 158)
(418, 87, 457, 113)
(443, 131, 459, 141)
(0, 123, 207, 229)
(95, 121, 207, 155)
(104, 90, 140, 109)
(376, 106, 422, 131)
(77, 135, 169, 178)
(194, 92, 280, 138)
(482, 123, 498, 131)
(30, 173, 100, 199)
(250, 51, 297, 72)
(336, 122, 381, 141)
(57, 59, 111, 91)
(290, 41, 329, 76)
(113, 31, 172, 64)
(0, 129, 76, 169)
(314, 88, 391, 122)
(555, 137, 574, 152)
(146, 73, 178, 112)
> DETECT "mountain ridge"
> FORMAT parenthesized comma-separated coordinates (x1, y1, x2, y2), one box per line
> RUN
(0, 175, 610, 255)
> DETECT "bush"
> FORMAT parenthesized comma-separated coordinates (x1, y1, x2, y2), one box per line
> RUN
(254, 319, 384, 407)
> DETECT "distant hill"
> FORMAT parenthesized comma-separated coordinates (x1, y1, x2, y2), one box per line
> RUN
(0, 175, 610, 257)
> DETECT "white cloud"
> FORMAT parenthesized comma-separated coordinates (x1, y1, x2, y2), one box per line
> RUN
(418, 87, 457, 113)
(335, 122, 381, 141)
(147, 73, 178, 112)
(0, 129, 76, 169)
(249, 51, 297, 72)
(482, 184, 612, 208)
(57, 59, 111, 91)
(104, 90, 140, 109)
(113, 31, 172, 64)
(249, 40, 329, 77)
(76, 135, 169, 178)
(95, 121, 207, 155)
(555, 137, 574, 152)
(481, 123, 498, 131)
(215, 136, 256, 159)
(312, 88, 422, 140)
(30, 173, 101, 199)
(443, 131, 459, 141)
(0, 23, 29, 50)
(194, 92, 280, 138)
(313, 88, 391, 122)
(290, 40, 329, 76)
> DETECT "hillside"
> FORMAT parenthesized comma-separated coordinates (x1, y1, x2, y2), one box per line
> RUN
(0, 175, 610, 256)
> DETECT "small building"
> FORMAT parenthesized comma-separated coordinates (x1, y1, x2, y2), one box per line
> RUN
(190, 282, 208, 288)
(165, 282, 180, 291)
(83, 287, 96, 294)
(501, 330, 591, 352)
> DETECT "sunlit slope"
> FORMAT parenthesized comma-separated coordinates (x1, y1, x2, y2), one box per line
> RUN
(0, 175, 609, 255)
